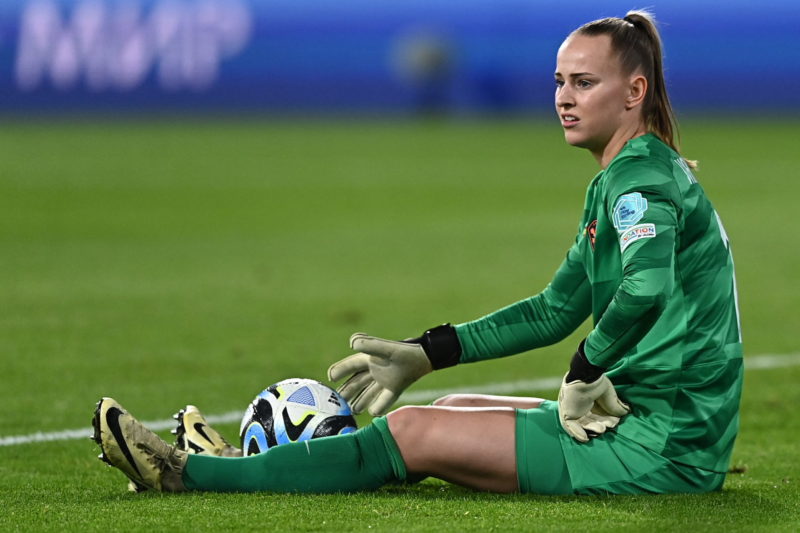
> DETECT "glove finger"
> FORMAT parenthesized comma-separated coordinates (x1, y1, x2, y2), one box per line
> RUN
(357, 380, 385, 412)
(588, 405, 621, 428)
(328, 353, 371, 382)
(347, 380, 374, 414)
(558, 374, 595, 418)
(561, 418, 589, 443)
(559, 400, 590, 443)
(328, 353, 369, 381)
(595, 378, 631, 417)
(336, 371, 374, 406)
(591, 414, 621, 430)
(367, 388, 399, 417)
(580, 414, 611, 435)
(350, 381, 383, 414)
(350, 334, 410, 360)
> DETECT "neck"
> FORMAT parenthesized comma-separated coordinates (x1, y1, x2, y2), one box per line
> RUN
(593, 122, 649, 168)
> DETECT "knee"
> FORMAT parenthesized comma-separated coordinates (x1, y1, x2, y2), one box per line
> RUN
(432, 394, 476, 407)
(386, 406, 437, 471)
(386, 406, 431, 444)
(432, 394, 463, 407)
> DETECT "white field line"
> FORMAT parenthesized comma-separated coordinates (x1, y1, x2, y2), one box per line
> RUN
(2, 352, 799, 447)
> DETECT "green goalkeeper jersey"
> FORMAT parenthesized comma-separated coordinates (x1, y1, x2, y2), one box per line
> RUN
(455, 133, 743, 475)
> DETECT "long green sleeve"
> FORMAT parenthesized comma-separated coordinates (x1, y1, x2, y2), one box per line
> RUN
(454, 239, 592, 363)
(582, 185, 677, 368)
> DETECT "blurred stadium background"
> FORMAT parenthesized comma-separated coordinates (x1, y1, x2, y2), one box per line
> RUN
(2, 0, 798, 114)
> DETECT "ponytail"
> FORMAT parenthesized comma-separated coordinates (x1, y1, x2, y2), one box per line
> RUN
(575, 10, 697, 168)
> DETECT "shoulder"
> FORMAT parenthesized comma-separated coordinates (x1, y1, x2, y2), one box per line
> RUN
(605, 135, 674, 189)
(602, 135, 681, 204)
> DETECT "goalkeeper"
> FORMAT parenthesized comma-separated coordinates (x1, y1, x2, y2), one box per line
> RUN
(93, 9, 742, 495)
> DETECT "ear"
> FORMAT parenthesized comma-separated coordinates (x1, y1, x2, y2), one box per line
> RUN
(625, 75, 647, 110)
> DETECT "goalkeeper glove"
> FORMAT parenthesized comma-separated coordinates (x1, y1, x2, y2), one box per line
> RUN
(558, 340, 630, 443)
(327, 324, 460, 416)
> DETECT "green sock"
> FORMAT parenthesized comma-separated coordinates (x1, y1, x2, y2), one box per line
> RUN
(182, 416, 407, 493)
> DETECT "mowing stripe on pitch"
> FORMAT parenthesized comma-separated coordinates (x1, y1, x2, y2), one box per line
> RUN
(2, 352, 799, 447)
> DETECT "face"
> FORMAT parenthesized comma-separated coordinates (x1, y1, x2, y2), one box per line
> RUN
(554, 34, 641, 156)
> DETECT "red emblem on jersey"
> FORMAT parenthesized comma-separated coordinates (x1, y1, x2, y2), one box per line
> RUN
(587, 219, 597, 250)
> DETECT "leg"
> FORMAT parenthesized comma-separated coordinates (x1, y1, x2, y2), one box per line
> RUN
(387, 405, 519, 493)
(95, 397, 561, 495)
(433, 394, 545, 409)
(94, 397, 407, 493)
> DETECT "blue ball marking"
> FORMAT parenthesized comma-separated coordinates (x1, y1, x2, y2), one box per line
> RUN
(286, 386, 316, 406)
(243, 422, 270, 454)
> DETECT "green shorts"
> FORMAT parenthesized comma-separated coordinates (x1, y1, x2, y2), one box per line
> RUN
(514, 401, 572, 494)
(514, 401, 726, 495)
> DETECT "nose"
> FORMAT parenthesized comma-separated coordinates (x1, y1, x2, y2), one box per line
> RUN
(556, 84, 574, 110)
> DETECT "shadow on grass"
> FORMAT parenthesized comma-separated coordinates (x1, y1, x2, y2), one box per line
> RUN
(82, 472, 796, 529)
(362, 479, 798, 526)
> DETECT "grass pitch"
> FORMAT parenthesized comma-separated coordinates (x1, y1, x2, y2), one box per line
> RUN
(0, 117, 798, 531)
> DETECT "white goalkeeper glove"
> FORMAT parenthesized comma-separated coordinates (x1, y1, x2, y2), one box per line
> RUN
(558, 341, 630, 443)
(327, 324, 460, 416)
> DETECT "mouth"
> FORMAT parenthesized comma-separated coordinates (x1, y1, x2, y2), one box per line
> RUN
(561, 114, 579, 128)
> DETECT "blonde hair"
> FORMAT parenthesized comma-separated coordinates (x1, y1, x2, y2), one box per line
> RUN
(574, 10, 697, 168)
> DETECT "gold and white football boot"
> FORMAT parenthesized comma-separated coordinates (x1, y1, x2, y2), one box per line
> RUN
(92, 397, 187, 492)
(172, 405, 242, 458)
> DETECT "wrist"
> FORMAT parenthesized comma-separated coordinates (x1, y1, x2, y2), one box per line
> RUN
(407, 324, 461, 370)
(565, 340, 606, 383)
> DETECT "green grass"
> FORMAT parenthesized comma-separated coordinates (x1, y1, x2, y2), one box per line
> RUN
(0, 117, 798, 531)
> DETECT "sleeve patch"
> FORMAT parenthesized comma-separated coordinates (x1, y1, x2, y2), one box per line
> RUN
(619, 223, 656, 252)
(612, 192, 648, 231)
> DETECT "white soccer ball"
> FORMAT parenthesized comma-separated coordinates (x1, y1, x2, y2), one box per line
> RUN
(239, 378, 357, 456)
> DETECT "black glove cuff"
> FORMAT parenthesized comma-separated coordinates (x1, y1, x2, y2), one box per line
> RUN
(407, 324, 462, 370)
(565, 340, 606, 383)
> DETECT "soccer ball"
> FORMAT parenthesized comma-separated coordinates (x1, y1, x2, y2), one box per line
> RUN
(239, 378, 357, 456)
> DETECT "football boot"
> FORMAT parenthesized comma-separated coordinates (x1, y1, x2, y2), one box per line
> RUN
(92, 397, 187, 492)
(172, 405, 242, 457)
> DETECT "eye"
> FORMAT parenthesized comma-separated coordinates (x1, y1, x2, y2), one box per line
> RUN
(577, 79, 593, 89)
(555, 79, 565, 89)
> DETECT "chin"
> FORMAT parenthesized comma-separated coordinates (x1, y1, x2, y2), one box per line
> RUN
(563, 130, 589, 148)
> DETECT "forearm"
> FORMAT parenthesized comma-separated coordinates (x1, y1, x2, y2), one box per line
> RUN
(455, 244, 592, 363)
(455, 290, 588, 362)
(585, 236, 675, 368)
